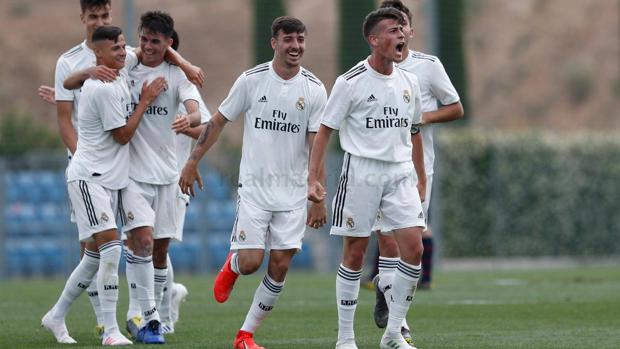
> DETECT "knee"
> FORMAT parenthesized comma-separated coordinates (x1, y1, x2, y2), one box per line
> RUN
(378, 235, 400, 257)
(268, 259, 290, 281)
(132, 235, 153, 257)
(342, 249, 365, 270)
(238, 256, 262, 275)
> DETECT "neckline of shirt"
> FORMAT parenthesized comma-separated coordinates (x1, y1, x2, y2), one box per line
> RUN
(267, 61, 302, 84)
(364, 58, 396, 80)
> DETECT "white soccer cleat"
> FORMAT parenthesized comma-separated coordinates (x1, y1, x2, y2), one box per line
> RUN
(170, 283, 188, 324)
(160, 322, 174, 334)
(41, 310, 77, 344)
(102, 331, 133, 346)
(335, 338, 358, 349)
(380, 332, 418, 349)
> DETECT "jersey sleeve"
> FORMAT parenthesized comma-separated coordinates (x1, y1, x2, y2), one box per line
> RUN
(410, 78, 423, 135)
(95, 84, 127, 131)
(125, 49, 139, 71)
(321, 77, 351, 130)
(54, 57, 75, 102)
(175, 68, 201, 105)
(218, 73, 249, 122)
(430, 59, 460, 106)
(308, 84, 327, 133)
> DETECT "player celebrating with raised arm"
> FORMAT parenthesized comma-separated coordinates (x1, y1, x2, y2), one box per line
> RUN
(42, 25, 166, 346)
(371, 1, 464, 346)
(307, 8, 426, 349)
(179, 16, 328, 349)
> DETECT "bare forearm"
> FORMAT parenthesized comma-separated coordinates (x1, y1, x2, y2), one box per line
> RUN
(188, 119, 223, 163)
(63, 69, 90, 90)
(308, 125, 332, 183)
(59, 123, 77, 154)
(412, 133, 426, 181)
(57, 102, 77, 154)
(422, 102, 464, 125)
(182, 124, 205, 140)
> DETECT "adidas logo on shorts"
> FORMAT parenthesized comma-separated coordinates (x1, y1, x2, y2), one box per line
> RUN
(418, 212, 424, 219)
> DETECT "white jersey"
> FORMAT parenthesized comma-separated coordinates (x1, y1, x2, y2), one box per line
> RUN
(67, 69, 133, 190)
(322, 59, 422, 163)
(397, 50, 460, 174)
(54, 41, 96, 156)
(219, 61, 327, 211)
(174, 91, 212, 172)
(127, 61, 201, 185)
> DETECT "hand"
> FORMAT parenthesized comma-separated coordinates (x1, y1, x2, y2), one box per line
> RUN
(88, 65, 118, 82)
(416, 178, 426, 203)
(172, 114, 191, 134)
(37, 85, 56, 105)
(183, 63, 205, 88)
(178, 161, 203, 197)
(308, 180, 326, 203)
(140, 77, 167, 105)
(306, 201, 327, 229)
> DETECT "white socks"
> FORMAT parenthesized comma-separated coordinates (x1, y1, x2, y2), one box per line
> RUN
(126, 249, 159, 323)
(230, 252, 240, 274)
(97, 240, 122, 335)
(154, 267, 168, 311)
(86, 271, 104, 326)
(240, 274, 284, 333)
(51, 249, 100, 320)
(336, 264, 362, 343)
(386, 260, 420, 336)
(159, 254, 174, 323)
(124, 247, 142, 320)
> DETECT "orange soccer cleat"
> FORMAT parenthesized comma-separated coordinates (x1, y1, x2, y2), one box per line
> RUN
(214, 252, 240, 303)
(233, 330, 265, 349)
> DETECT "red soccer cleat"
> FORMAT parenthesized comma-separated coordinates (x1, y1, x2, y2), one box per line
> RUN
(233, 330, 265, 349)
(214, 252, 240, 303)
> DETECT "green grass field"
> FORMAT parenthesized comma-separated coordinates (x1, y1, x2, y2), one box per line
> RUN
(1, 266, 619, 349)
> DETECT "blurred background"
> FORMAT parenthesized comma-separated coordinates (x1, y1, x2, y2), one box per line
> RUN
(0, 0, 619, 279)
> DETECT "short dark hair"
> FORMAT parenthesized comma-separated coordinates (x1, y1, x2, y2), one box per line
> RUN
(92, 25, 123, 44)
(171, 30, 180, 50)
(139, 11, 175, 38)
(80, 0, 111, 13)
(379, 0, 412, 25)
(271, 16, 306, 38)
(362, 8, 404, 41)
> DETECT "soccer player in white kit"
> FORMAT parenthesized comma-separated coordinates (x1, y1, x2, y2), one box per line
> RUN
(49, 0, 114, 336)
(371, 1, 464, 345)
(308, 8, 426, 349)
(42, 25, 167, 346)
(179, 16, 328, 349)
(118, 11, 202, 344)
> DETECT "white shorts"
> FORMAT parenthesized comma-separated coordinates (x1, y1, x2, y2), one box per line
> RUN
(373, 175, 433, 233)
(229, 196, 306, 251)
(330, 153, 426, 237)
(174, 188, 191, 242)
(68, 180, 120, 242)
(120, 180, 178, 240)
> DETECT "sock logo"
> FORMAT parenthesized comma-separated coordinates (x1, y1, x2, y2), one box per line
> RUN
(130, 283, 137, 289)
(87, 291, 99, 297)
(258, 302, 273, 311)
(144, 307, 156, 317)
(77, 282, 88, 289)
(340, 299, 357, 306)
(406, 295, 413, 302)
(104, 285, 118, 290)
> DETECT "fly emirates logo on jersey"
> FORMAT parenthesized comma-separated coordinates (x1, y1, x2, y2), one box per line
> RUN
(254, 109, 301, 134)
(366, 106, 409, 129)
(126, 97, 169, 117)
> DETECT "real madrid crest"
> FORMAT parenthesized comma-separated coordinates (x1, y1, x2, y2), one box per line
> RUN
(127, 211, 134, 221)
(403, 89, 411, 103)
(239, 230, 247, 241)
(101, 212, 109, 222)
(346, 217, 355, 229)
(296, 96, 305, 111)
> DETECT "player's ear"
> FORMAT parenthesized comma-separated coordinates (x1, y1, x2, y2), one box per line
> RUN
(270, 37, 277, 50)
